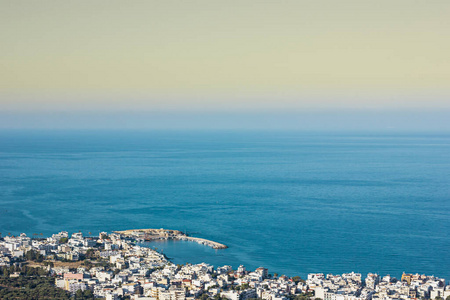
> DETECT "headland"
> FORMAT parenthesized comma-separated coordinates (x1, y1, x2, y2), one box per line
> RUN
(113, 228, 228, 249)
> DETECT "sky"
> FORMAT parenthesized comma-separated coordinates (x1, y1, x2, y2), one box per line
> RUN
(1, 1, 449, 130)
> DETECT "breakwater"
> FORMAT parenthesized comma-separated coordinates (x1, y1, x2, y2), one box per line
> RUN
(114, 228, 228, 249)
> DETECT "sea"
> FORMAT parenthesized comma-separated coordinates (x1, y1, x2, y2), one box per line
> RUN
(0, 130, 449, 280)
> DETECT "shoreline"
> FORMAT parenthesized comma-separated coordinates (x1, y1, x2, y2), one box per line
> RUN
(113, 228, 228, 249)
(1, 229, 449, 300)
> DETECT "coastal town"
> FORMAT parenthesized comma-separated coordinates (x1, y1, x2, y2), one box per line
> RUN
(0, 230, 449, 300)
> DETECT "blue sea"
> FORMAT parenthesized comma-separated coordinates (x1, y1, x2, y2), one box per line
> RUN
(0, 130, 449, 280)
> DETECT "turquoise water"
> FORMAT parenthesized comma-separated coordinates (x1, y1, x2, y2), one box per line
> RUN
(0, 130, 449, 279)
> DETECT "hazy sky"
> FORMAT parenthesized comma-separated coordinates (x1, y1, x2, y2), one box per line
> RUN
(1, 1, 449, 129)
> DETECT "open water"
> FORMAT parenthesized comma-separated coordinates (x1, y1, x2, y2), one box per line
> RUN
(0, 130, 449, 279)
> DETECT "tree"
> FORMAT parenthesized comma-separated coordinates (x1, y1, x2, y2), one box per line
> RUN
(25, 250, 44, 262)
(199, 293, 209, 300)
(75, 289, 84, 299)
(44, 261, 54, 268)
(0, 268, 72, 299)
(85, 248, 96, 259)
(59, 237, 69, 244)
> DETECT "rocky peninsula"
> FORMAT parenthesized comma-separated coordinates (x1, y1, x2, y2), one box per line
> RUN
(113, 228, 228, 249)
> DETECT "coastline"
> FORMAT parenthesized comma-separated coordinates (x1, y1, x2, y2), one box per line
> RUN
(1, 229, 449, 300)
(113, 228, 228, 249)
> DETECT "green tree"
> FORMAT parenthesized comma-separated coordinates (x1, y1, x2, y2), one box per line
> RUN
(24, 249, 44, 262)
(199, 293, 209, 300)
(85, 248, 96, 259)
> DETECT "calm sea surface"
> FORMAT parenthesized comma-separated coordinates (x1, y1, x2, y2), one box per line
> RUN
(0, 130, 449, 279)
